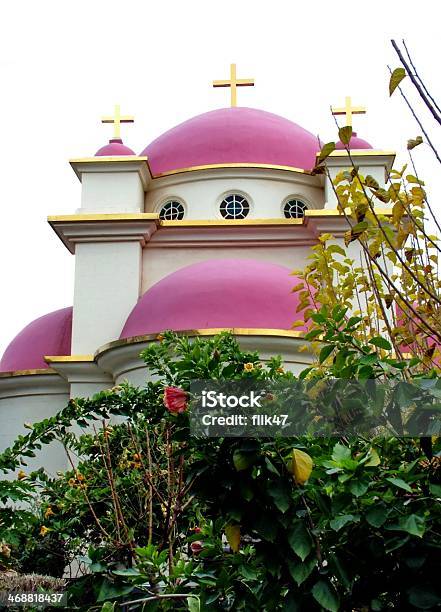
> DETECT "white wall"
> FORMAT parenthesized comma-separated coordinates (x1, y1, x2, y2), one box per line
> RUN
(0, 374, 70, 475)
(145, 167, 324, 219)
(72, 242, 142, 353)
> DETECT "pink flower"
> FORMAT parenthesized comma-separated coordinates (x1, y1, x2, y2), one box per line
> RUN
(163, 386, 188, 414)
(190, 541, 203, 555)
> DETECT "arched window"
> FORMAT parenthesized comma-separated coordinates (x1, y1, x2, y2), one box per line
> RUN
(283, 199, 308, 219)
(159, 200, 185, 221)
(220, 194, 250, 220)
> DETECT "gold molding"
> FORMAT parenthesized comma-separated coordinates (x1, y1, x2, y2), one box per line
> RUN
(69, 156, 149, 164)
(323, 150, 396, 158)
(0, 368, 58, 379)
(159, 218, 304, 227)
(44, 355, 95, 363)
(153, 162, 310, 178)
(95, 328, 308, 358)
(48, 213, 159, 223)
(305, 208, 393, 217)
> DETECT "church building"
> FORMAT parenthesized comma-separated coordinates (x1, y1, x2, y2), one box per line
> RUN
(0, 65, 394, 468)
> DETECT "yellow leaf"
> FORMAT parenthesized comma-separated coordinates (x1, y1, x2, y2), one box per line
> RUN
(319, 233, 334, 243)
(225, 524, 240, 552)
(287, 449, 313, 485)
(365, 448, 381, 467)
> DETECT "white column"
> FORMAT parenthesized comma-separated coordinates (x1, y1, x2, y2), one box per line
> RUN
(324, 152, 395, 208)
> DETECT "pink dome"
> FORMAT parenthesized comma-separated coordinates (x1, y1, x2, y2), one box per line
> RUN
(95, 138, 135, 156)
(141, 108, 320, 175)
(120, 259, 310, 339)
(0, 307, 72, 373)
(335, 132, 373, 150)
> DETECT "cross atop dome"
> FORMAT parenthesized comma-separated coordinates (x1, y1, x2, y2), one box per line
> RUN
(331, 96, 366, 128)
(101, 104, 134, 141)
(212, 63, 255, 107)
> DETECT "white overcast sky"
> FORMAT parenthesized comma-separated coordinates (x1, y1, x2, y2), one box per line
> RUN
(0, 0, 440, 357)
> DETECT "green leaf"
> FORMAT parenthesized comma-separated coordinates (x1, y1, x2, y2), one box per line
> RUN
(187, 596, 200, 612)
(407, 585, 441, 609)
(255, 514, 278, 542)
(233, 451, 256, 471)
(319, 345, 335, 364)
(366, 506, 388, 528)
(389, 67, 406, 96)
(327, 244, 346, 257)
(331, 443, 351, 463)
(330, 514, 359, 531)
(312, 580, 340, 612)
(369, 337, 392, 351)
(352, 221, 368, 234)
(349, 479, 369, 497)
(398, 514, 425, 538)
(100, 603, 115, 612)
(97, 580, 134, 603)
(288, 523, 313, 561)
(318, 141, 336, 163)
(112, 568, 140, 576)
(339, 125, 353, 146)
(267, 481, 291, 513)
(386, 477, 413, 493)
(287, 556, 316, 586)
(429, 483, 441, 498)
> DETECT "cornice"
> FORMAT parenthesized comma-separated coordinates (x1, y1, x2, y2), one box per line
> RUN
(48, 214, 159, 254)
(0, 369, 68, 400)
(47, 209, 392, 252)
(69, 157, 152, 188)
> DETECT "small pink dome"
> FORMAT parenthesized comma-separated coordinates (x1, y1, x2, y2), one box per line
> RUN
(120, 259, 310, 339)
(0, 307, 72, 373)
(95, 139, 135, 156)
(335, 132, 373, 150)
(141, 108, 320, 175)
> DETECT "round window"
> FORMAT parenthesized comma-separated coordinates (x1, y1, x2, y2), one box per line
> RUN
(283, 199, 308, 219)
(220, 194, 250, 220)
(159, 200, 185, 221)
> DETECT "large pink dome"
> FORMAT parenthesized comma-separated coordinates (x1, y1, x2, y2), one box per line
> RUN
(0, 307, 72, 373)
(141, 108, 320, 175)
(120, 259, 309, 338)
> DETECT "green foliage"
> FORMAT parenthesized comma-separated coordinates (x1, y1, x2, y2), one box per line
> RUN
(0, 332, 440, 609)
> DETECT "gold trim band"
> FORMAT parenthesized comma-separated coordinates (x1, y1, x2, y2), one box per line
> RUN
(48, 213, 159, 223)
(153, 162, 309, 178)
(44, 355, 95, 363)
(0, 368, 58, 379)
(159, 217, 304, 227)
(95, 327, 307, 358)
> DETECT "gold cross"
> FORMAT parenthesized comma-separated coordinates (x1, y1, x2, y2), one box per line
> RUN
(213, 63, 255, 107)
(331, 96, 366, 127)
(101, 104, 134, 140)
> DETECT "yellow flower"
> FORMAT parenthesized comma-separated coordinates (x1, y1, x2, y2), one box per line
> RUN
(76, 473, 85, 481)
(68, 478, 76, 487)
(156, 334, 164, 342)
(44, 507, 55, 519)
(277, 366, 285, 373)
(40, 526, 49, 536)
(243, 363, 255, 372)
(17, 470, 26, 480)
